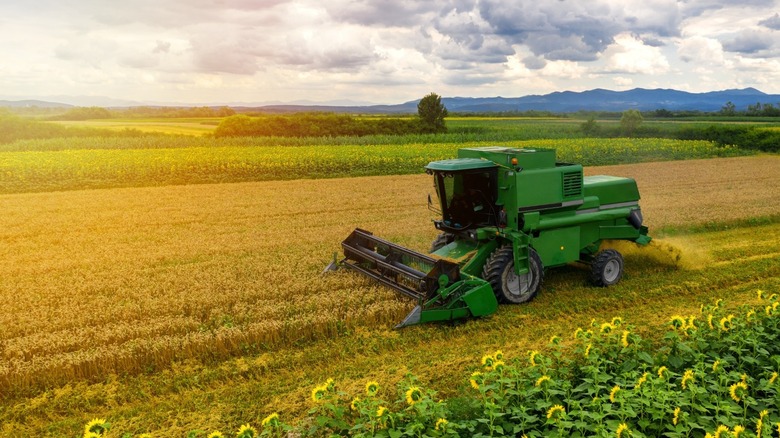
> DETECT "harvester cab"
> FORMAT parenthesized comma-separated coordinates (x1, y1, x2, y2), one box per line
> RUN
(326, 147, 651, 328)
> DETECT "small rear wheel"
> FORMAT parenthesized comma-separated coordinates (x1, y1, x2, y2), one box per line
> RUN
(591, 249, 624, 287)
(483, 245, 543, 304)
(430, 233, 455, 253)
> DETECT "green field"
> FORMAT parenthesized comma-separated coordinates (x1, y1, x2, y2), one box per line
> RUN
(0, 116, 779, 437)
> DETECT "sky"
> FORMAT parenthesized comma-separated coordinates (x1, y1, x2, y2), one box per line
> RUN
(1, 0, 780, 105)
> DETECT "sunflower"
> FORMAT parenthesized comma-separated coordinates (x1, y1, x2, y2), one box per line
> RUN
(492, 360, 505, 371)
(635, 372, 649, 390)
(528, 350, 539, 366)
(376, 405, 387, 418)
(669, 315, 686, 329)
(236, 423, 258, 438)
(758, 289, 764, 299)
(206, 432, 224, 438)
(481, 354, 495, 369)
(261, 413, 279, 428)
(609, 385, 620, 403)
(713, 425, 730, 438)
(350, 397, 360, 411)
(435, 418, 448, 431)
(733, 425, 745, 438)
(600, 322, 615, 334)
(770, 372, 778, 384)
(311, 385, 327, 402)
(365, 381, 380, 396)
(546, 404, 565, 420)
(549, 335, 560, 345)
(621, 330, 630, 348)
(616, 423, 630, 438)
(469, 371, 483, 390)
(493, 350, 504, 360)
(658, 366, 668, 379)
(673, 407, 681, 425)
(584, 343, 592, 358)
(712, 360, 721, 373)
(405, 386, 423, 405)
(681, 369, 695, 389)
(535, 375, 550, 387)
(611, 316, 623, 326)
(573, 327, 583, 339)
(83, 418, 108, 437)
(729, 381, 748, 402)
(720, 314, 735, 331)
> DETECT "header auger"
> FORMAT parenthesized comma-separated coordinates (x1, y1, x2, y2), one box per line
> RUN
(325, 147, 651, 328)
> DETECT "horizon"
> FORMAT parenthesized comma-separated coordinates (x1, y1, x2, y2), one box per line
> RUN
(2, 85, 777, 109)
(1, 1, 780, 105)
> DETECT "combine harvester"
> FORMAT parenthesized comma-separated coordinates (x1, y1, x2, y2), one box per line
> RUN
(326, 147, 651, 328)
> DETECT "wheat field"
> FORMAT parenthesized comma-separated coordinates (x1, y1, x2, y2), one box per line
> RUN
(1, 155, 779, 436)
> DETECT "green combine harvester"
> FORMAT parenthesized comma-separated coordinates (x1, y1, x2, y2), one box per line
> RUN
(326, 147, 651, 328)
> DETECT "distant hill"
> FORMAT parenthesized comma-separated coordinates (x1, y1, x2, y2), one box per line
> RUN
(0, 100, 72, 109)
(437, 88, 780, 113)
(3, 88, 779, 114)
(248, 88, 780, 114)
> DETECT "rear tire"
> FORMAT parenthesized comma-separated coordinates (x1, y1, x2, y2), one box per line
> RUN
(430, 233, 455, 253)
(591, 249, 624, 287)
(483, 245, 543, 304)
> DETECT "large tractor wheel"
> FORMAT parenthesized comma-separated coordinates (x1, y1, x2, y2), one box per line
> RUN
(430, 233, 455, 253)
(483, 245, 543, 304)
(590, 249, 624, 287)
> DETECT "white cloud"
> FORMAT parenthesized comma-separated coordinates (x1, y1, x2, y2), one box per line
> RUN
(603, 33, 670, 75)
(677, 36, 725, 65)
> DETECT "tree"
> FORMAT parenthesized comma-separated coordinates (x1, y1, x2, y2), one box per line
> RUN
(580, 115, 600, 135)
(720, 101, 736, 116)
(417, 92, 448, 133)
(620, 109, 643, 137)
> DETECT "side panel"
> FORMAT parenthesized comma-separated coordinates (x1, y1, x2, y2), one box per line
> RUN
(532, 226, 580, 267)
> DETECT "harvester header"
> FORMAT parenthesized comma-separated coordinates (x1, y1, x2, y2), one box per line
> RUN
(326, 146, 650, 328)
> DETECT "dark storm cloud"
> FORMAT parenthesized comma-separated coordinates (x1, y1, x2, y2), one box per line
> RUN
(760, 13, 780, 30)
(722, 30, 775, 54)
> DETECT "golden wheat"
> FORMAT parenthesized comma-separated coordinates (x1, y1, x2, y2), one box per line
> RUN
(0, 156, 778, 394)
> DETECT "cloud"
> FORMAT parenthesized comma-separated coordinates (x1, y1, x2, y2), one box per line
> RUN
(722, 29, 775, 54)
(326, 0, 440, 27)
(602, 33, 670, 75)
(678, 36, 725, 64)
(760, 13, 780, 30)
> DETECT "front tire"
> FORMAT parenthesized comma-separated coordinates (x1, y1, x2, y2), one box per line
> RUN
(591, 249, 624, 287)
(483, 245, 543, 304)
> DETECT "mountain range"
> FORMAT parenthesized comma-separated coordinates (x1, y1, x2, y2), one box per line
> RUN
(3, 87, 780, 113)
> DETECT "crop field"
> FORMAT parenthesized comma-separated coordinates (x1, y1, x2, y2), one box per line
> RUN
(1, 148, 779, 436)
(0, 137, 748, 194)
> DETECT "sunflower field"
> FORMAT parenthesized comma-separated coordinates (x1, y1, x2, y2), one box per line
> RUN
(0, 138, 747, 194)
(78, 294, 780, 437)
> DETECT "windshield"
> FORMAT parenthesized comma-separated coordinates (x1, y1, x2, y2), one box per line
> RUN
(433, 169, 498, 229)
